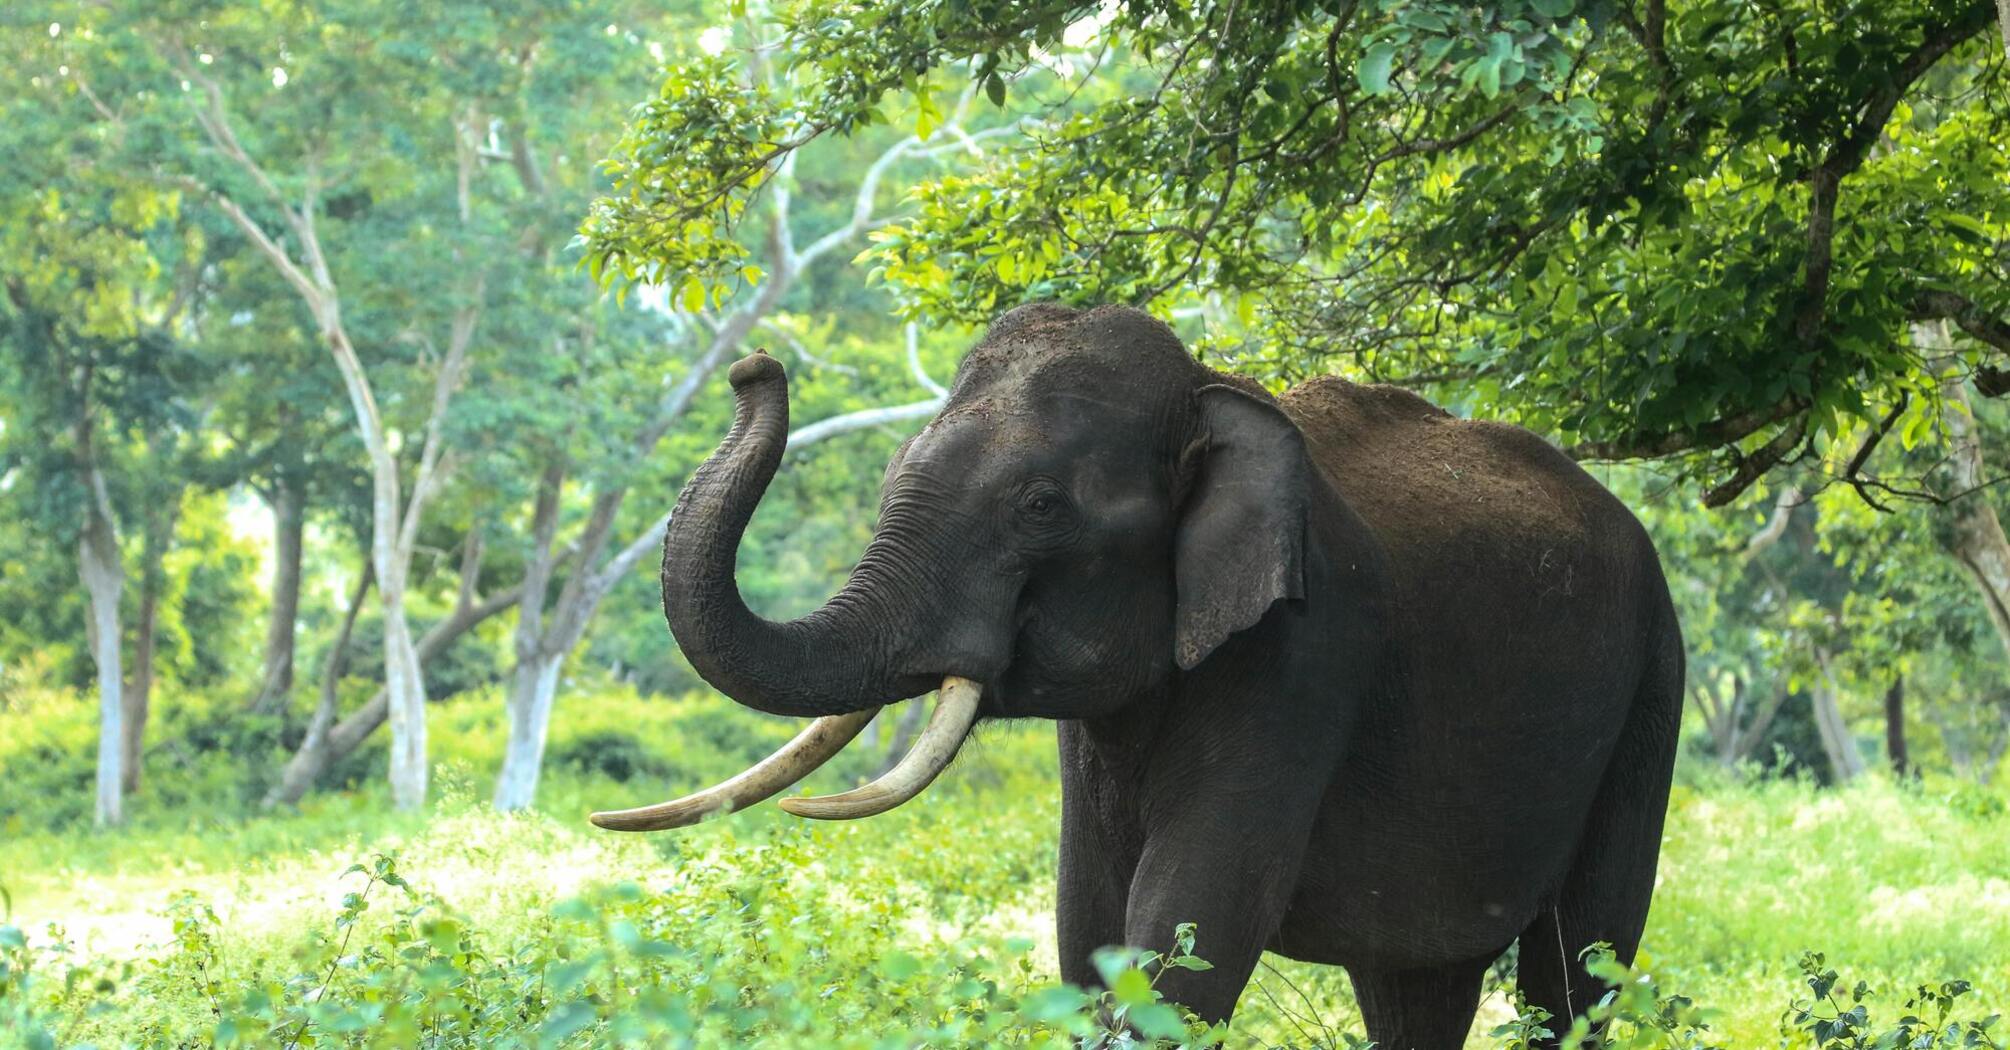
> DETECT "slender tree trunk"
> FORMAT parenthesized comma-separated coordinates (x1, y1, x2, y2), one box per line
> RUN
(1938, 367, 2010, 666)
(266, 563, 373, 808)
(494, 653, 563, 811)
(250, 479, 305, 715)
(496, 464, 564, 812)
(78, 472, 125, 827)
(1810, 655, 1865, 784)
(381, 588, 427, 809)
(1883, 675, 1909, 778)
(122, 499, 178, 794)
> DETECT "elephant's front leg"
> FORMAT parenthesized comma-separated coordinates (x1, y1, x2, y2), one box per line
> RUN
(1121, 809, 1313, 1025)
(1056, 722, 1132, 990)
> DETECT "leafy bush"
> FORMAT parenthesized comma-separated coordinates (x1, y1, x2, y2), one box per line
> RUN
(5, 856, 2000, 1049)
(5, 685, 2006, 1047)
(548, 730, 670, 784)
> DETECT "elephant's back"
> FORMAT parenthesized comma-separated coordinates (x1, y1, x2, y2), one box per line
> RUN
(1277, 376, 1670, 965)
(1280, 377, 1632, 557)
(1279, 375, 1663, 688)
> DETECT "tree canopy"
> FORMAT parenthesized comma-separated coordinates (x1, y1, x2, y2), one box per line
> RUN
(588, 0, 2009, 505)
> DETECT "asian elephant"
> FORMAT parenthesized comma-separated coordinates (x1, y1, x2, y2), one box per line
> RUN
(593, 303, 1683, 1049)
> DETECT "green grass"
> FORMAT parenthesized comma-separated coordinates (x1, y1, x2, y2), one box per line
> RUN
(2, 684, 2006, 1047)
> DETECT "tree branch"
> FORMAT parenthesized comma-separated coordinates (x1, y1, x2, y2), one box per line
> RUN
(1794, 3, 1996, 343)
(1565, 398, 1806, 461)
(1702, 416, 1809, 507)
(1742, 484, 1804, 560)
(784, 397, 945, 449)
(906, 322, 947, 397)
(794, 131, 916, 269)
(1913, 290, 2010, 354)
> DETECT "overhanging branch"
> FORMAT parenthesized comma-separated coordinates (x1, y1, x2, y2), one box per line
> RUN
(1565, 398, 1806, 461)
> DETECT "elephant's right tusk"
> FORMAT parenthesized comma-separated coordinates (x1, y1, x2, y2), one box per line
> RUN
(588, 708, 879, 832)
(779, 676, 980, 820)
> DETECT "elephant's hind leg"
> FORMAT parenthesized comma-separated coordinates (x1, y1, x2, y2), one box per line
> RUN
(1348, 956, 1491, 1050)
(1516, 622, 1682, 1043)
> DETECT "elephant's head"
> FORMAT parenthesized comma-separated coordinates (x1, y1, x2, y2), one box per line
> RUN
(591, 303, 1308, 831)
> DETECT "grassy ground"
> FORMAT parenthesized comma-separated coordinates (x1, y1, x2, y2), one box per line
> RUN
(3, 686, 2007, 1047)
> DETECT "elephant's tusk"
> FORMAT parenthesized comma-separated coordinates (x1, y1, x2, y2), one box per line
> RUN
(779, 676, 980, 820)
(588, 708, 879, 831)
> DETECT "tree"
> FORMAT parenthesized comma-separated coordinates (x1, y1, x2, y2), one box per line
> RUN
(587, 0, 2008, 509)
(0, 28, 212, 820)
(49, 2, 672, 809)
(490, 18, 979, 811)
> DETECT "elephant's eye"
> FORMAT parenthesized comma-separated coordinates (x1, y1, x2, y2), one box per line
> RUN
(1010, 479, 1079, 548)
(1016, 480, 1067, 519)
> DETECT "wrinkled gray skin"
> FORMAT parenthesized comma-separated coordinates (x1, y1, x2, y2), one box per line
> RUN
(662, 303, 1682, 1048)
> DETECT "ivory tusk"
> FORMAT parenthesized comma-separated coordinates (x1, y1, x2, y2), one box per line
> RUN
(588, 707, 879, 831)
(779, 676, 980, 820)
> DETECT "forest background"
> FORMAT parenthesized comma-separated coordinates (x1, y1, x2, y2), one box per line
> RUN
(3, 1, 2009, 1046)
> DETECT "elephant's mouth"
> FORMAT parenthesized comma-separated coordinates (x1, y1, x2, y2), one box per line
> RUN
(588, 675, 982, 832)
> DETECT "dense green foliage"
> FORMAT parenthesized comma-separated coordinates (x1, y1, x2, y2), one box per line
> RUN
(5, 0, 2010, 1043)
(3, 688, 2007, 1047)
(590, 0, 2009, 502)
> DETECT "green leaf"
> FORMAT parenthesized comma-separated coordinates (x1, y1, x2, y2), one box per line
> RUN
(1128, 1002, 1188, 1040)
(1475, 55, 1502, 98)
(679, 276, 705, 314)
(1111, 966, 1154, 1006)
(984, 73, 1006, 107)
(1358, 43, 1397, 95)
(539, 1001, 596, 1047)
(1532, 0, 1574, 17)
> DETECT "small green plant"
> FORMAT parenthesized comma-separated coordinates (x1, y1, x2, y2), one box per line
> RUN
(1788, 952, 2002, 1050)
(1487, 946, 2006, 1050)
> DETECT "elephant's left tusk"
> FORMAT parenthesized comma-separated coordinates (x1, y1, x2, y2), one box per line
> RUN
(779, 676, 980, 820)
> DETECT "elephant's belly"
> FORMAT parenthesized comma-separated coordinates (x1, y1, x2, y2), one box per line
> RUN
(1268, 856, 1544, 970)
(1266, 746, 1613, 970)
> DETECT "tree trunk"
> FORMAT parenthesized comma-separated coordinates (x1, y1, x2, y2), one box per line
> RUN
(496, 463, 564, 812)
(1883, 675, 1909, 779)
(122, 498, 179, 794)
(78, 472, 125, 827)
(1810, 656, 1865, 783)
(494, 652, 563, 811)
(381, 588, 428, 810)
(266, 562, 373, 808)
(1938, 370, 2010, 664)
(249, 479, 305, 715)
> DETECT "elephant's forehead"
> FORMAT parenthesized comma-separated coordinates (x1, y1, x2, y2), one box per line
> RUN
(909, 397, 1049, 464)
(909, 390, 1163, 490)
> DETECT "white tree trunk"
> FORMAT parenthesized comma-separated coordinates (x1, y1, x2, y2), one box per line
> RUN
(78, 497, 125, 827)
(1810, 655, 1865, 783)
(494, 653, 564, 811)
(380, 588, 428, 810)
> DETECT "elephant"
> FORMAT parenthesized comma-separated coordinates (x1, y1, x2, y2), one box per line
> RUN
(592, 303, 1683, 1049)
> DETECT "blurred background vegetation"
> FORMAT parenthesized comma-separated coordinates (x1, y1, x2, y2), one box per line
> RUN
(2, 0, 2008, 1045)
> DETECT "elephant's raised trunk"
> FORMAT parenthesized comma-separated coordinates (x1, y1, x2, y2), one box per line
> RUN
(589, 351, 982, 834)
(659, 350, 926, 717)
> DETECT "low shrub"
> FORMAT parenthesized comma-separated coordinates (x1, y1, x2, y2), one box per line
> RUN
(4, 852, 1999, 1049)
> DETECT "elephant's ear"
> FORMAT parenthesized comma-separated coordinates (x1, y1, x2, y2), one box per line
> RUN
(1173, 384, 1308, 670)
